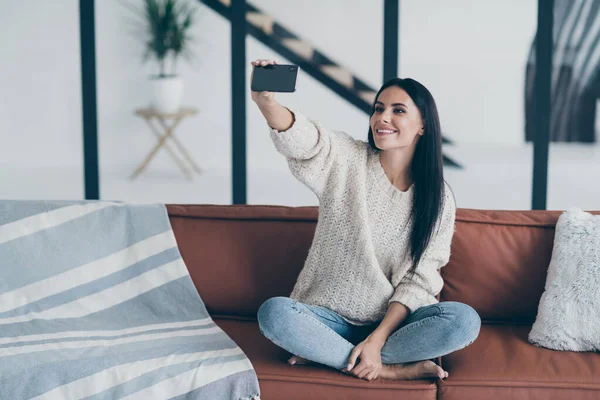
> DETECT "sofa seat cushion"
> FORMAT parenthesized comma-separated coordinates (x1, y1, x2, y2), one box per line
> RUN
(439, 324, 600, 400)
(214, 318, 437, 400)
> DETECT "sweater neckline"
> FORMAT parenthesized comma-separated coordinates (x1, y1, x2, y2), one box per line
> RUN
(369, 150, 414, 202)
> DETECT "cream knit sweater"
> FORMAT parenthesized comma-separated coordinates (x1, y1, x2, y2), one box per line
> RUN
(269, 109, 457, 325)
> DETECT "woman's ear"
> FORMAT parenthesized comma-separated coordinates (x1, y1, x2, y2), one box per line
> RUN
(419, 127, 425, 136)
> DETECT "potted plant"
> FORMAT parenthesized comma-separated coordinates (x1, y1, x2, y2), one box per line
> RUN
(126, 0, 197, 113)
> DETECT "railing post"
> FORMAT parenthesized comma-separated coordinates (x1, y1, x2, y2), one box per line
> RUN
(231, 0, 247, 204)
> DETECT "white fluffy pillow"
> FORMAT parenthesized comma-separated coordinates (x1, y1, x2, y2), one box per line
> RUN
(529, 208, 600, 351)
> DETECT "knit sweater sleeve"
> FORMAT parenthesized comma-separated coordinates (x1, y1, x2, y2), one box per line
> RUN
(269, 108, 360, 197)
(389, 186, 457, 313)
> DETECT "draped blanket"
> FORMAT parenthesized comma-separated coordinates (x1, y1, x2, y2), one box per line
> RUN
(0, 201, 260, 400)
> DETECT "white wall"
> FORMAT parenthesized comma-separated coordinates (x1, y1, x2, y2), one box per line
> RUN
(253, 0, 383, 90)
(401, 0, 537, 145)
(94, 0, 231, 177)
(0, 0, 83, 168)
(1, 0, 540, 204)
(94, 0, 384, 175)
(1, 0, 537, 161)
(253, 0, 538, 145)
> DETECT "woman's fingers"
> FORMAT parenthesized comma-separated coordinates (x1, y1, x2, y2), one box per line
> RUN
(354, 364, 366, 378)
(347, 346, 362, 370)
(250, 59, 277, 102)
(352, 361, 369, 378)
(358, 368, 371, 380)
(251, 59, 277, 66)
(365, 370, 378, 381)
(354, 361, 373, 379)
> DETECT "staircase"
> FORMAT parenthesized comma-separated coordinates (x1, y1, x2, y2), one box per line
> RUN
(201, 0, 461, 168)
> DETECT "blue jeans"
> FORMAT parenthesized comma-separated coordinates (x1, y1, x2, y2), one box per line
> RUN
(257, 297, 481, 370)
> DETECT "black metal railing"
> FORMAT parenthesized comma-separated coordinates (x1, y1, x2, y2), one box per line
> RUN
(201, 0, 461, 168)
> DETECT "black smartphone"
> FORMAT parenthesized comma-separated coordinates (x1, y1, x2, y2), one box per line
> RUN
(251, 64, 299, 92)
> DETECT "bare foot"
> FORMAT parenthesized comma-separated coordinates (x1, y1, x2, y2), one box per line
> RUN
(379, 360, 448, 380)
(287, 355, 313, 366)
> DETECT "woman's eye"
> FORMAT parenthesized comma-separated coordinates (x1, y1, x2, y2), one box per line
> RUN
(374, 107, 383, 112)
(394, 109, 404, 114)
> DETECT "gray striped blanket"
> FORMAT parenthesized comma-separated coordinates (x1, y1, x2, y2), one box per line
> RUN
(0, 200, 260, 400)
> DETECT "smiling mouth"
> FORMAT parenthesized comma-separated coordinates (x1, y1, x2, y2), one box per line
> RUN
(376, 129, 398, 135)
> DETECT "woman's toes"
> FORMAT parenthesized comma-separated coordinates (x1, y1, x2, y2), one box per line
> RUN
(288, 355, 311, 365)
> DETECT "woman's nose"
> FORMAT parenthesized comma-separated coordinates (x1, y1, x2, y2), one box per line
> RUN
(379, 110, 392, 123)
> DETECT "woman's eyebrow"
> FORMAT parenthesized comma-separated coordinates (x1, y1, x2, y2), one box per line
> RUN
(375, 101, 407, 107)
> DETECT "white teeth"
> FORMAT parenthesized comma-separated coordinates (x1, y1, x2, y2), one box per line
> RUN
(377, 129, 396, 134)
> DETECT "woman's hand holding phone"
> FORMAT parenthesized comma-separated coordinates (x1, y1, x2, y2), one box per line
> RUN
(250, 59, 295, 132)
(251, 59, 277, 108)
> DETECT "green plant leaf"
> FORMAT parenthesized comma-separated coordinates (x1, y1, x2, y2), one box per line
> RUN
(122, 0, 198, 76)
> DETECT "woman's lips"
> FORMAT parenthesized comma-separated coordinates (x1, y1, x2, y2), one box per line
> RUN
(376, 128, 398, 136)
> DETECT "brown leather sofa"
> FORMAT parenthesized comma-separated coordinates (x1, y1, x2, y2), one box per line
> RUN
(167, 204, 600, 400)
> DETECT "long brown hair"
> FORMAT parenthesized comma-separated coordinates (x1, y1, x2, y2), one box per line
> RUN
(368, 78, 446, 275)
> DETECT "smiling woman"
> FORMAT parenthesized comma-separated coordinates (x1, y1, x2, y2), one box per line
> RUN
(371, 90, 423, 144)
(250, 58, 479, 383)
(368, 78, 446, 275)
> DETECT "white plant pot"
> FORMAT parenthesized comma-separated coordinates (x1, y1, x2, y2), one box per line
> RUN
(150, 76, 183, 113)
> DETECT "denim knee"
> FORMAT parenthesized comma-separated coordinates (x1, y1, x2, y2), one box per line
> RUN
(441, 301, 481, 347)
(257, 296, 294, 337)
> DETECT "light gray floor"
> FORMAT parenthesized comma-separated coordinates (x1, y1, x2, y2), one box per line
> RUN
(2, 143, 599, 211)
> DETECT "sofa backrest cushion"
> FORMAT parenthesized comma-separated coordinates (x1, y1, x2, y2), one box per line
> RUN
(441, 209, 563, 323)
(168, 205, 599, 323)
(167, 205, 317, 318)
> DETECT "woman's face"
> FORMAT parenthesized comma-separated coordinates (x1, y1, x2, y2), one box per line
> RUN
(369, 86, 424, 151)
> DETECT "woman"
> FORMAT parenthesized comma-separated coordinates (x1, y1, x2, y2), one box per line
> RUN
(253, 59, 480, 382)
